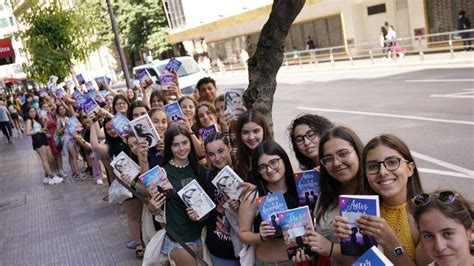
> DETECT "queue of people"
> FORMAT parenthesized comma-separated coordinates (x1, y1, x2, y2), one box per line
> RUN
(0, 74, 472, 266)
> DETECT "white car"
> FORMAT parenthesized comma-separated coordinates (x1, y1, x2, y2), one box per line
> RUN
(132, 56, 206, 95)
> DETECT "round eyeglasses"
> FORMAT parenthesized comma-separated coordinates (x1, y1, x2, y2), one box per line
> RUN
(365, 157, 409, 175)
(294, 130, 318, 145)
(257, 158, 281, 174)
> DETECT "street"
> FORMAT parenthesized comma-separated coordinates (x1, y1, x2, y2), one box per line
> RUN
(216, 66, 474, 197)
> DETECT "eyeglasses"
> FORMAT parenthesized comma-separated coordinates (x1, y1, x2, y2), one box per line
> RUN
(294, 130, 318, 145)
(412, 190, 458, 207)
(257, 158, 281, 174)
(320, 149, 353, 168)
(365, 157, 409, 175)
(115, 101, 127, 106)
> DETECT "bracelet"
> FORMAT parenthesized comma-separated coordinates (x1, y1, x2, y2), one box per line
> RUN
(259, 233, 266, 242)
(329, 243, 334, 257)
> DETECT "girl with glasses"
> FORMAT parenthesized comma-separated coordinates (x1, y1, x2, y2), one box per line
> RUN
(239, 140, 299, 265)
(413, 190, 473, 266)
(288, 114, 334, 171)
(334, 134, 432, 265)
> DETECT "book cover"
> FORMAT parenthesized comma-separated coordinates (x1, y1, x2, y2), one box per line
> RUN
(38, 88, 48, 97)
(66, 116, 80, 135)
(211, 165, 243, 200)
(54, 87, 65, 98)
(339, 195, 380, 257)
(94, 76, 112, 86)
(178, 179, 216, 220)
(278, 206, 314, 246)
(165, 58, 182, 73)
(138, 165, 175, 197)
(110, 151, 141, 180)
(135, 69, 154, 88)
(352, 246, 394, 266)
(82, 97, 100, 118)
(48, 84, 57, 94)
(294, 169, 320, 210)
(85, 81, 95, 91)
(198, 124, 218, 142)
(256, 192, 288, 236)
(224, 88, 245, 119)
(99, 90, 109, 98)
(163, 101, 185, 123)
(87, 89, 105, 103)
(129, 114, 160, 148)
(76, 73, 85, 85)
(112, 112, 131, 137)
(159, 72, 176, 90)
(39, 109, 48, 119)
(48, 75, 58, 85)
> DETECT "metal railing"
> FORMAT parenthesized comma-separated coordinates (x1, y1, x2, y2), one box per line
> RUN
(211, 29, 473, 73)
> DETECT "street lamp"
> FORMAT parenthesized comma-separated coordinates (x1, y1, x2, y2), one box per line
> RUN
(105, 0, 131, 90)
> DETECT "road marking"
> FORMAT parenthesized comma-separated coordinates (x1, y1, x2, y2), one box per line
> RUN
(296, 106, 474, 126)
(418, 168, 473, 179)
(430, 89, 474, 99)
(405, 79, 474, 82)
(411, 151, 474, 178)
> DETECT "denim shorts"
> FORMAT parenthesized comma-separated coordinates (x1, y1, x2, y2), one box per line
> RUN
(160, 234, 202, 255)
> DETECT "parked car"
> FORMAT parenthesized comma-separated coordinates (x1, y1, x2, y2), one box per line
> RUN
(132, 56, 206, 95)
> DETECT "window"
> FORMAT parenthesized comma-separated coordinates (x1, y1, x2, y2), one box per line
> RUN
(367, 4, 386, 15)
(0, 18, 9, 28)
(165, 0, 186, 29)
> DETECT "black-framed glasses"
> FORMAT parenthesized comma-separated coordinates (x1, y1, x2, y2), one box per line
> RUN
(320, 149, 353, 168)
(365, 157, 409, 175)
(412, 190, 459, 207)
(294, 130, 318, 145)
(257, 158, 281, 174)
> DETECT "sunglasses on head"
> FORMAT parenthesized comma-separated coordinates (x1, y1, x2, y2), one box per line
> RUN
(411, 190, 459, 207)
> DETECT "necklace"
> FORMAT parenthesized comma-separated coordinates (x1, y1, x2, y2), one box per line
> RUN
(170, 159, 189, 168)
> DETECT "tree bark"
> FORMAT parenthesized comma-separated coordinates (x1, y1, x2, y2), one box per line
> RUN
(243, 0, 305, 133)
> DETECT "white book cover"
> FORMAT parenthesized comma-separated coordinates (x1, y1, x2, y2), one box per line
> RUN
(129, 114, 160, 148)
(224, 88, 245, 119)
(178, 179, 216, 220)
(110, 151, 141, 180)
(211, 165, 244, 200)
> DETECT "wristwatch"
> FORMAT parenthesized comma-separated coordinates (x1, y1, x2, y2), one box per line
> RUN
(392, 246, 405, 257)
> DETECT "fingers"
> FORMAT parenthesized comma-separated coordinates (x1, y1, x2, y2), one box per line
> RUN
(333, 216, 351, 239)
(259, 222, 276, 237)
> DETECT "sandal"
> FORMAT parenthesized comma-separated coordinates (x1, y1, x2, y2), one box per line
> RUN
(135, 244, 145, 259)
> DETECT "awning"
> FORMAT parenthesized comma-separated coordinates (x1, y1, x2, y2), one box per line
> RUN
(0, 38, 15, 59)
(3, 78, 25, 84)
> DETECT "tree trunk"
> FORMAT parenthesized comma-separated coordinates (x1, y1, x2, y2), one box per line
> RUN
(243, 0, 305, 133)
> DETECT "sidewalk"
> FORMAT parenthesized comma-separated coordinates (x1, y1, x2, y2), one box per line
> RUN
(0, 135, 140, 265)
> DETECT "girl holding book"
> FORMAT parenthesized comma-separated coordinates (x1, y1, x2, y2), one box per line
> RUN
(194, 101, 220, 132)
(239, 140, 299, 265)
(234, 110, 273, 182)
(161, 124, 208, 266)
(179, 96, 197, 129)
(288, 114, 334, 171)
(413, 189, 473, 266)
(334, 134, 432, 265)
(203, 132, 241, 266)
(145, 108, 168, 168)
(149, 90, 168, 109)
(295, 126, 366, 265)
(128, 100, 149, 120)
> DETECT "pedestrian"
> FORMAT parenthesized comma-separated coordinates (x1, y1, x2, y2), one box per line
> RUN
(380, 26, 388, 54)
(0, 99, 13, 143)
(306, 36, 316, 50)
(386, 25, 397, 59)
(240, 49, 249, 70)
(413, 189, 474, 266)
(43, 101, 66, 178)
(457, 10, 472, 51)
(7, 100, 23, 137)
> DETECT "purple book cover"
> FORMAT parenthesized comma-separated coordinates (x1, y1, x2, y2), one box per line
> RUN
(165, 58, 182, 73)
(256, 192, 288, 236)
(198, 124, 218, 142)
(159, 72, 175, 90)
(138, 165, 173, 191)
(163, 101, 185, 123)
(82, 97, 100, 117)
(76, 73, 85, 85)
(85, 81, 94, 90)
(54, 87, 65, 98)
(135, 69, 153, 88)
(38, 88, 48, 97)
(94, 76, 112, 86)
(339, 195, 380, 257)
(278, 206, 313, 246)
(87, 89, 105, 103)
(112, 113, 131, 136)
(294, 169, 320, 210)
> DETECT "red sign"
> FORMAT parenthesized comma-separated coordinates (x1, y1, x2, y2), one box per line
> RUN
(0, 38, 14, 59)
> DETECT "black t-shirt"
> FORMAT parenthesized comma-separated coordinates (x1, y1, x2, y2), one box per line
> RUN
(307, 39, 316, 49)
(204, 170, 239, 260)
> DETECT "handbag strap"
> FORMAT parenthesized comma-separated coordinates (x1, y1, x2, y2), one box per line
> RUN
(114, 178, 208, 266)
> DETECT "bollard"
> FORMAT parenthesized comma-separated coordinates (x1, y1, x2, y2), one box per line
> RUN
(449, 33, 454, 59)
(348, 47, 353, 66)
(418, 38, 424, 61)
(369, 49, 374, 64)
(330, 48, 335, 67)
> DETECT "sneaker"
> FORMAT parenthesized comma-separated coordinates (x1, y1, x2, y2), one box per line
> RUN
(50, 175, 64, 184)
(42, 177, 52, 184)
(96, 179, 104, 185)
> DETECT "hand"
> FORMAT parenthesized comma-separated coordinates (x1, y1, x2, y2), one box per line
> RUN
(167, 84, 182, 99)
(303, 230, 332, 256)
(291, 248, 312, 263)
(155, 140, 164, 154)
(227, 199, 240, 211)
(259, 221, 275, 239)
(238, 182, 257, 199)
(148, 190, 166, 213)
(357, 215, 399, 248)
(186, 207, 200, 221)
(332, 215, 352, 240)
(120, 174, 135, 186)
(136, 139, 149, 160)
(72, 132, 82, 141)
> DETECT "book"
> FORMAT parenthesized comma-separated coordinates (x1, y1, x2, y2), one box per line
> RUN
(339, 195, 380, 257)
(138, 165, 175, 197)
(294, 170, 320, 211)
(87, 89, 105, 103)
(94, 76, 112, 87)
(211, 165, 243, 200)
(224, 88, 245, 119)
(38, 88, 48, 97)
(72, 89, 87, 109)
(66, 116, 80, 135)
(159, 72, 176, 91)
(165, 58, 182, 73)
(99, 90, 109, 98)
(352, 246, 394, 266)
(82, 97, 100, 118)
(48, 75, 58, 85)
(76, 73, 85, 85)
(163, 101, 185, 123)
(129, 114, 160, 148)
(110, 151, 141, 180)
(39, 109, 48, 119)
(54, 87, 65, 98)
(177, 179, 216, 220)
(278, 206, 314, 246)
(112, 113, 131, 137)
(85, 81, 95, 91)
(198, 124, 218, 142)
(256, 192, 288, 237)
(135, 69, 154, 88)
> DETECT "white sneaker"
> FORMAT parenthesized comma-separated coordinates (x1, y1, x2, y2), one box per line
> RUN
(50, 175, 64, 184)
(96, 179, 104, 185)
(58, 170, 67, 178)
(42, 177, 52, 184)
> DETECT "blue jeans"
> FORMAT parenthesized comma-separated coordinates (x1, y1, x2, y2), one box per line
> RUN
(160, 234, 202, 255)
(209, 253, 240, 266)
